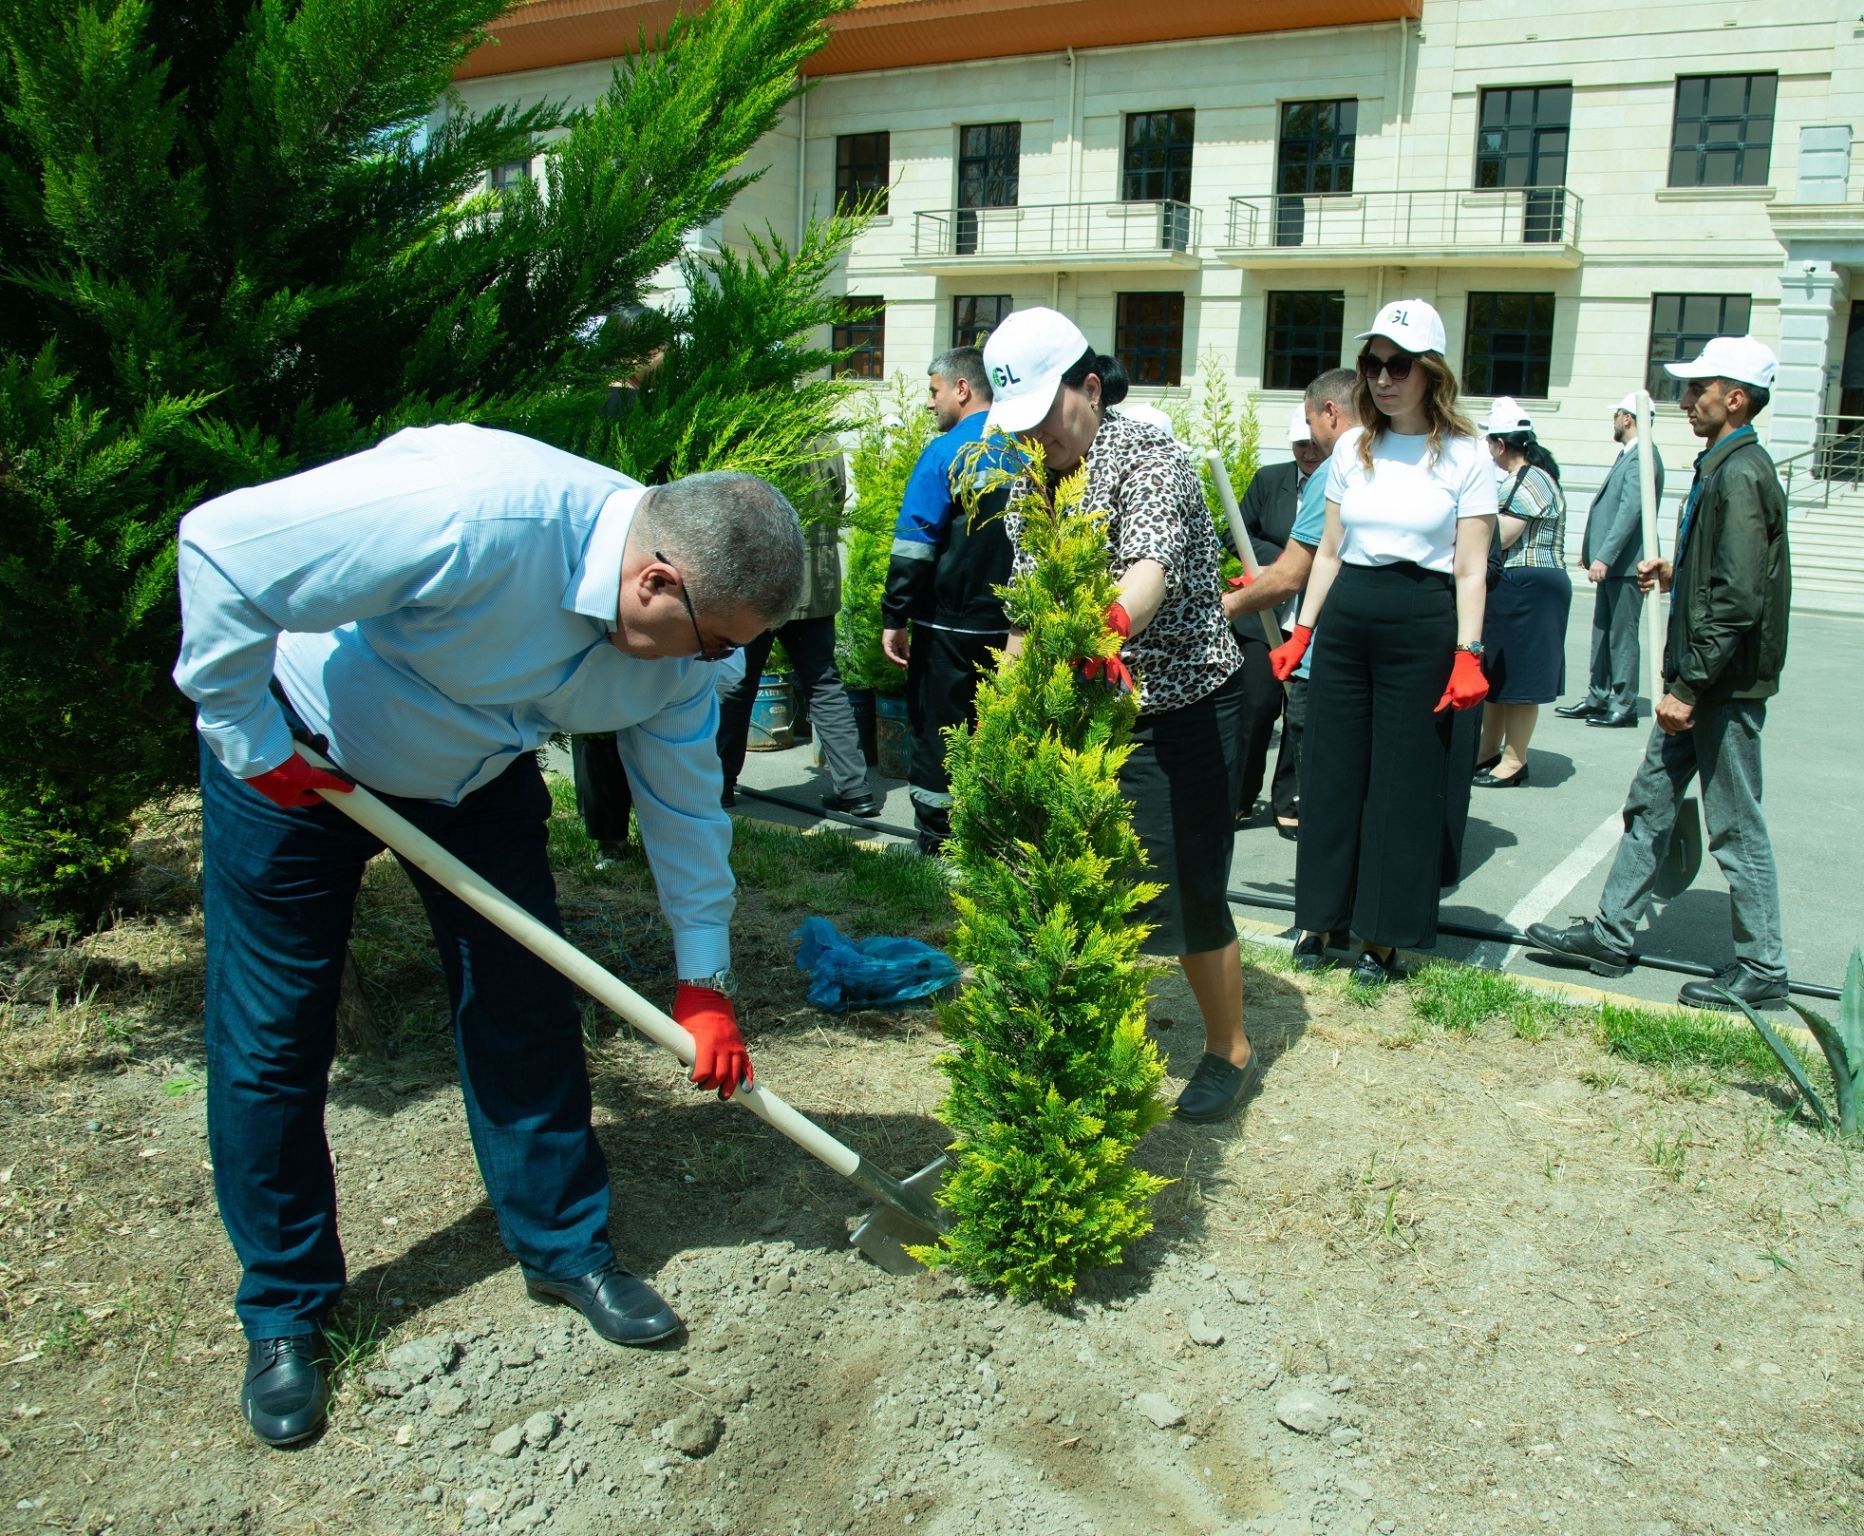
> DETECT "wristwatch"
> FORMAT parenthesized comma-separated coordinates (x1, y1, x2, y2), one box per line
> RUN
(679, 967, 737, 998)
(1454, 641, 1486, 657)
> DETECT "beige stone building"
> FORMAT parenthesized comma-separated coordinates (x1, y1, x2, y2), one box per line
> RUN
(451, 0, 1864, 609)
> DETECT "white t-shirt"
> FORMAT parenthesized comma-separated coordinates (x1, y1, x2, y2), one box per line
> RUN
(1323, 427, 1499, 574)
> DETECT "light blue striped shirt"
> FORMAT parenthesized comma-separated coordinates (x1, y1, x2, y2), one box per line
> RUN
(174, 424, 738, 974)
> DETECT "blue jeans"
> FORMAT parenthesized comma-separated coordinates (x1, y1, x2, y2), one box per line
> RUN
(199, 739, 612, 1338)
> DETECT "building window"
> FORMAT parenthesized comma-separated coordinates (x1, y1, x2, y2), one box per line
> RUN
(1474, 85, 1571, 242)
(1115, 292, 1185, 388)
(957, 121, 1020, 254)
(1123, 110, 1195, 204)
(1670, 74, 1776, 188)
(835, 132, 890, 215)
(1646, 293, 1753, 401)
(491, 158, 531, 192)
(1263, 292, 1345, 391)
(952, 295, 1013, 347)
(833, 296, 885, 380)
(1464, 293, 1556, 399)
(1275, 100, 1357, 247)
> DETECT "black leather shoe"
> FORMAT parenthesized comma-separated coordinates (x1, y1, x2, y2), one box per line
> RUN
(1587, 712, 1637, 729)
(241, 1336, 328, 1448)
(1554, 700, 1604, 719)
(1524, 920, 1631, 978)
(1291, 929, 1348, 971)
(1173, 1050, 1261, 1123)
(1275, 819, 1300, 841)
(1349, 947, 1403, 986)
(1473, 765, 1529, 788)
(823, 789, 881, 818)
(1678, 965, 1789, 1013)
(1474, 753, 1503, 776)
(525, 1261, 683, 1346)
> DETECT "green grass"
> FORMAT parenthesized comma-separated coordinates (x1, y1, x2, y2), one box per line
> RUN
(1407, 961, 1580, 1039)
(1597, 1000, 1792, 1079)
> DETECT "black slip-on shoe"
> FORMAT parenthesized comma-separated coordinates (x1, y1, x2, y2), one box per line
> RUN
(1554, 700, 1604, 719)
(1291, 929, 1349, 971)
(1473, 765, 1530, 788)
(1173, 1050, 1262, 1124)
(823, 790, 882, 818)
(1524, 920, 1631, 978)
(1587, 712, 1638, 729)
(1349, 947, 1404, 987)
(525, 1261, 683, 1347)
(241, 1335, 328, 1448)
(1474, 753, 1503, 776)
(1679, 965, 1789, 1014)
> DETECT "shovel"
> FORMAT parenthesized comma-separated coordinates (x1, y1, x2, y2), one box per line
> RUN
(1205, 448, 1286, 651)
(1636, 390, 1704, 898)
(296, 745, 950, 1274)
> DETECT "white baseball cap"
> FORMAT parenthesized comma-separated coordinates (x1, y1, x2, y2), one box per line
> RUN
(982, 307, 1091, 434)
(1480, 397, 1533, 437)
(1662, 335, 1777, 391)
(1612, 393, 1640, 416)
(1354, 298, 1447, 356)
(1287, 402, 1314, 443)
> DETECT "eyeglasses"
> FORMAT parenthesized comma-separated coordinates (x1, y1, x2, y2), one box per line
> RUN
(655, 549, 739, 662)
(1358, 349, 1417, 384)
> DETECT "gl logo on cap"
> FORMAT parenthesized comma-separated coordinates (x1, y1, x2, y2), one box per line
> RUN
(991, 363, 1020, 387)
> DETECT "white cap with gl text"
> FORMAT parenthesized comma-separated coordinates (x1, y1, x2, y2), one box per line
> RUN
(1355, 298, 1447, 356)
(1480, 397, 1533, 437)
(1287, 402, 1314, 443)
(982, 307, 1091, 434)
(1661, 335, 1777, 391)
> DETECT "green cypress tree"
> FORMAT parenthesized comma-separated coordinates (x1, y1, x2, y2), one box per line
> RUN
(915, 447, 1171, 1303)
(837, 374, 932, 694)
(0, 0, 853, 917)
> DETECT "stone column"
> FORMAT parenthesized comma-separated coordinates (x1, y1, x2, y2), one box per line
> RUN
(1770, 258, 1846, 467)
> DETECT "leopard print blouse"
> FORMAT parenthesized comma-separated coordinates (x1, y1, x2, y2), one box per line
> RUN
(1005, 409, 1241, 716)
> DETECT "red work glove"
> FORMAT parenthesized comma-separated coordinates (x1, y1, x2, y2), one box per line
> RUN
(1077, 601, 1135, 694)
(1435, 649, 1490, 713)
(1226, 571, 1255, 590)
(1269, 624, 1312, 682)
(674, 985, 753, 1099)
(243, 754, 353, 808)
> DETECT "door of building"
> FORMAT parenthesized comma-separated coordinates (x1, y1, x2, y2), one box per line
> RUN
(1475, 85, 1571, 243)
(956, 122, 1020, 256)
(1274, 100, 1356, 249)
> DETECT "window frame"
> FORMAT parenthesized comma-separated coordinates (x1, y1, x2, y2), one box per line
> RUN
(1668, 73, 1777, 188)
(1463, 292, 1558, 400)
(1115, 291, 1187, 389)
(835, 131, 891, 215)
(1646, 293, 1753, 401)
(832, 296, 886, 381)
(1122, 109, 1196, 205)
(1262, 291, 1346, 392)
(951, 295, 1013, 348)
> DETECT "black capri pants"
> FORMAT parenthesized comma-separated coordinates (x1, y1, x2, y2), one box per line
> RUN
(1296, 562, 1456, 950)
(1118, 666, 1247, 956)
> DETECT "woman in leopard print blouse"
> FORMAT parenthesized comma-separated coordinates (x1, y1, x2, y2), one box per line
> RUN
(982, 307, 1257, 1125)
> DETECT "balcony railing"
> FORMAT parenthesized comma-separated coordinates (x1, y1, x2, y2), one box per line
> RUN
(1781, 413, 1864, 508)
(1222, 186, 1582, 257)
(910, 200, 1201, 262)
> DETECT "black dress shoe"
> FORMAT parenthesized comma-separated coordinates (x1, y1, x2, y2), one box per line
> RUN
(241, 1336, 328, 1448)
(1349, 947, 1403, 986)
(525, 1261, 683, 1346)
(1291, 929, 1348, 971)
(1554, 700, 1604, 719)
(1524, 919, 1631, 978)
(1678, 965, 1789, 1013)
(1473, 765, 1529, 788)
(1474, 753, 1503, 776)
(1587, 712, 1637, 729)
(822, 789, 881, 818)
(1173, 1050, 1262, 1123)
(1276, 819, 1300, 841)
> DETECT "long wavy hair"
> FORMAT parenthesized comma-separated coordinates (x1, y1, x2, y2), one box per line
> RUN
(1353, 351, 1478, 472)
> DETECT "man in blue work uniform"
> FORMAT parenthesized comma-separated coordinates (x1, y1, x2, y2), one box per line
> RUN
(881, 346, 1013, 855)
(174, 425, 803, 1447)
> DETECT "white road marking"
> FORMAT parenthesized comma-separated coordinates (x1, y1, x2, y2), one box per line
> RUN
(1467, 808, 1626, 970)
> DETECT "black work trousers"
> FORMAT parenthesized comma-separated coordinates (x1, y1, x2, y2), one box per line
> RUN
(1228, 628, 1286, 819)
(905, 624, 1005, 851)
(1295, 562, 1457, 950)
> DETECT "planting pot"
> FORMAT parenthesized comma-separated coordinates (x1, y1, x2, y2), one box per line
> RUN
(748, 672, 794, 752)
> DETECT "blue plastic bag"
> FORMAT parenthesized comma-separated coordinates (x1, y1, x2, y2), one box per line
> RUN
(792, 916, 959, 1013)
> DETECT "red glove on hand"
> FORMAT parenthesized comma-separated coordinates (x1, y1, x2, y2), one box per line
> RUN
(675, 985, 753, 1099)
(1269, 624, 1313, 682)
(1435, 649, 1490, 713)
(244, 754, 353, 808)
(1077, 601, 1135, 694)
(1226, 571, 1255, 590)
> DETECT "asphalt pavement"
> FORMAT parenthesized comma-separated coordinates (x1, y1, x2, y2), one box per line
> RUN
(708, 603, 1863, 1009)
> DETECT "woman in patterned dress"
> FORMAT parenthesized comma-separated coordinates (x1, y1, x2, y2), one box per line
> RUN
(981, 307, 1257, 1124)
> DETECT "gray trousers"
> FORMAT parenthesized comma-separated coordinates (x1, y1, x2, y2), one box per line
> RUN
(1583, 577, 1641, 716)
(1593, 698, 1786, 980)
(717, 617, 869, 800)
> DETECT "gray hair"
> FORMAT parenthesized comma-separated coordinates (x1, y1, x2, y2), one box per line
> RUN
(642, 472, 804, 623)
(1305, 367, 1357, 413)
(929, 346, 992, 400)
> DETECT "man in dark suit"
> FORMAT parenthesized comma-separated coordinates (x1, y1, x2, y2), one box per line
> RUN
(1556, 393, 1664, 728)
(1224, 403, 1326, 827)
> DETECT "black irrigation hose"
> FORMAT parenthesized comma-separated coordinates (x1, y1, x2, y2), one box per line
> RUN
(735, 785, 1844, 1005)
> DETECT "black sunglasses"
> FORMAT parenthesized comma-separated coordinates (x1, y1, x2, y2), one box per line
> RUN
(655, 549, 739, 661)
(1358, 349, 1418, 384)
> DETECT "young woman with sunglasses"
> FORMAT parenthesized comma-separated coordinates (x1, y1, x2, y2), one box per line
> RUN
(1267, 300, 1498, 983)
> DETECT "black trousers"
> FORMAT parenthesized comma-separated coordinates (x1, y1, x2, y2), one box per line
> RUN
(716, 617, 869, 799)
(1271, 674, 1306, 821)
(1295, 562, 1457, 949)
(1228, 629, 1285, 817)
(571, 734, 633, 844)
(905, 624, 1005, 849)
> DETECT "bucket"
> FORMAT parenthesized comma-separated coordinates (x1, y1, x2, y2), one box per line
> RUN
(875, 691, 910, 780)
(845, 687, 878, 766)
(748, 673, 794, 751)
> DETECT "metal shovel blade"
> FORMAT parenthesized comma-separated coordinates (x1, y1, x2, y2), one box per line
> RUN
(849, 1154, 952, 1275)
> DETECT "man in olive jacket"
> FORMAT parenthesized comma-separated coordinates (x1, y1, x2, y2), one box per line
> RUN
(1527, 337, 1790, 1011)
